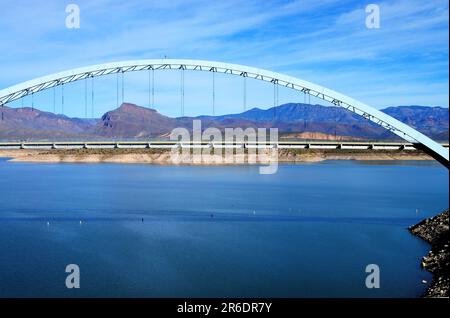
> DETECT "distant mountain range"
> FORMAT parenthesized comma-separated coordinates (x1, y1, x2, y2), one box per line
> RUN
(0, 103, 448, 141)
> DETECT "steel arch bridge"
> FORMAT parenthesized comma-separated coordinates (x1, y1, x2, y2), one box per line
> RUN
(0, 59, 448, 167)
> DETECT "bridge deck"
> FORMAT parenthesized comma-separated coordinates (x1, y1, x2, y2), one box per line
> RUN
(0, 141, 448, 150)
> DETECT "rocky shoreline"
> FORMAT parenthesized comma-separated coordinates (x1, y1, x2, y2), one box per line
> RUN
(0, 148, 432, 164)
(409, 209, 449, 298)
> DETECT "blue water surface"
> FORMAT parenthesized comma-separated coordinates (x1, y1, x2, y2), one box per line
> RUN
(0, 159, 448, 297)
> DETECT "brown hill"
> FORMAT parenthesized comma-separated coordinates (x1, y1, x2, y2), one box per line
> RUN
(89, 103, 177, 138)
(0, 102, 447, 142)
(0, 106, 93, 141)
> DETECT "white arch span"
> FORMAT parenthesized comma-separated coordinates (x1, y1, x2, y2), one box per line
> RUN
(0, 59, 448, 166)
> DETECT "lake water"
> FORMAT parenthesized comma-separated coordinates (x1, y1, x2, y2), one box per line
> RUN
(0, 159, 448, 297)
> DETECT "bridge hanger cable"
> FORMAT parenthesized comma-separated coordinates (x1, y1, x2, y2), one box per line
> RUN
(116, 72, 119, 108)
(183, 69, 185, 116)
(121, 70, 124, 104)
(273, 83, 275, 119)
(273, 81, 279, 122)
(243, 76, 247, 111)
(148, 68, 152, 108)
(61, 85, 64, 115)
(303, 91, 307, 131)
(91, 76, 94, 118)
(53, 85, 56, 114)
(308, 92, 311, 131)
(334, 106, 337, 140)
(276, 84, 279, 113)
(180, 68, 185, 116)
(213, 70, 216, 116)
(151, 68, 155, 108)
(31, 92, 34, 112)
(85, 79, 88, 119)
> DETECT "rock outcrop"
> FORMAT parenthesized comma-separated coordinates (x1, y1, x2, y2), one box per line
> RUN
(409, 209, 449, 298)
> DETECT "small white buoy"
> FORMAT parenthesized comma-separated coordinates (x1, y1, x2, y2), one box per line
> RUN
(422, 280, 427, 284)
(253, 210, 256, 215)
(46, 221, 50, 226)
(79, 220, 83, 225)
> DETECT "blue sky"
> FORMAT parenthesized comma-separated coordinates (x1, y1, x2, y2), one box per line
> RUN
(0, 0, 448, 118)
